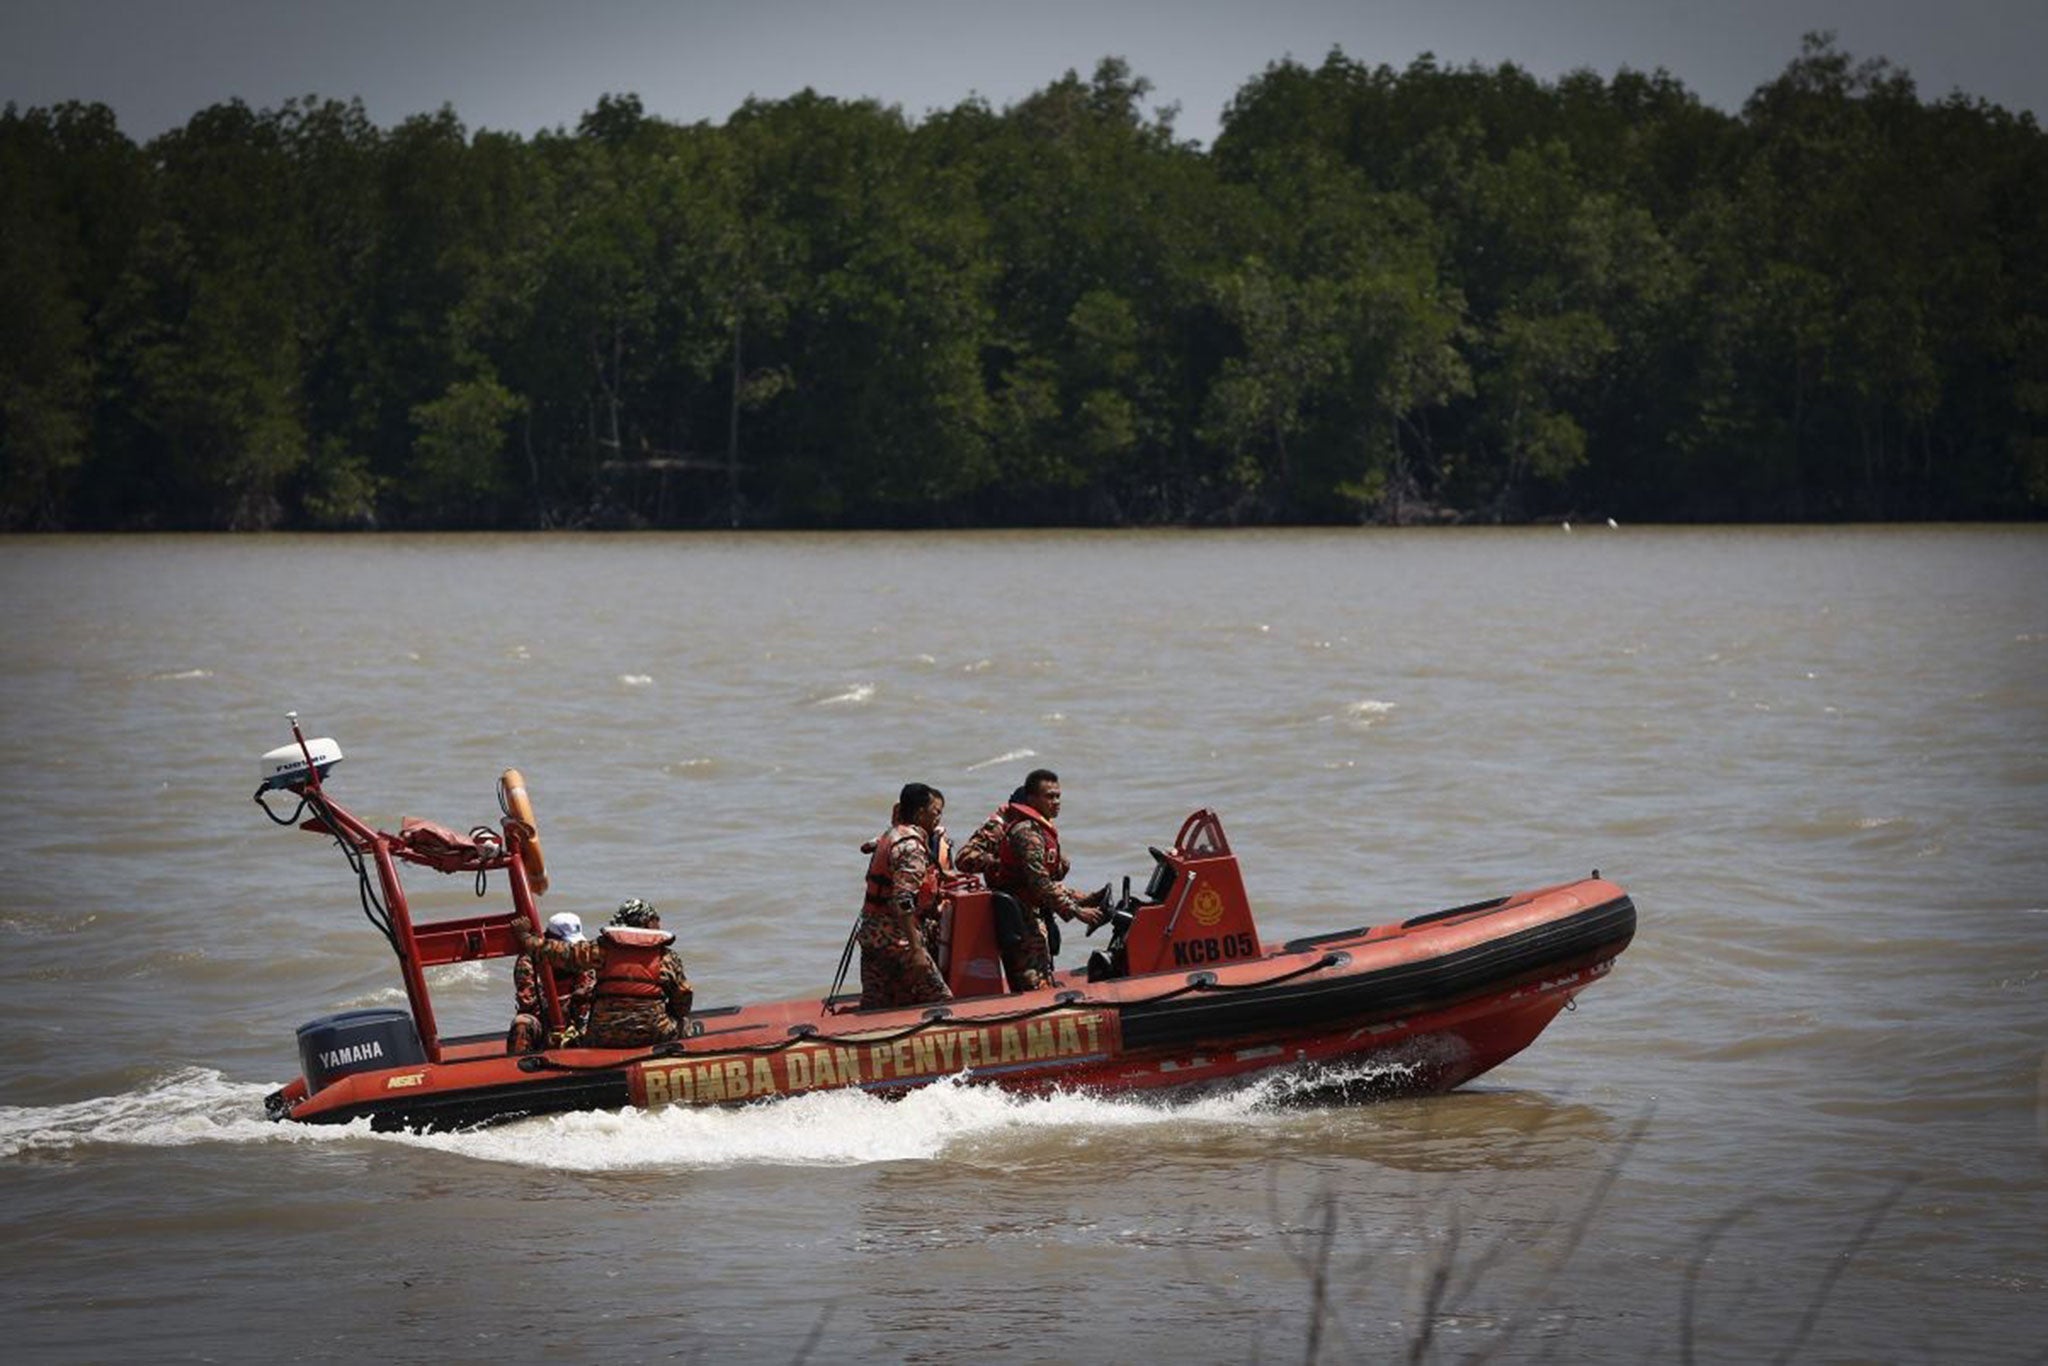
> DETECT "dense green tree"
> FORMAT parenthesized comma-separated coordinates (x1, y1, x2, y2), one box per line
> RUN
(946, 58, 1240, 521)
(1, 38, 2041, 529)
(109, 101, 312, 527)
(0, 107, 100, 525)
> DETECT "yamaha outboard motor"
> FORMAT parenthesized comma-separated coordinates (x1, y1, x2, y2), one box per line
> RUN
(295, 1008, 425, 1093)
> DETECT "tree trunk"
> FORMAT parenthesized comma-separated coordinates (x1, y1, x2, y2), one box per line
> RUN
(727, 315, 743, 528)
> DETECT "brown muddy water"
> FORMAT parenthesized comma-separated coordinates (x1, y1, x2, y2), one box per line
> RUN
(0, 527, 2042, 1363)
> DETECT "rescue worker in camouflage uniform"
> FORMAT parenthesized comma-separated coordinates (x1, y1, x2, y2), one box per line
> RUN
(506, 910, 598, 1053)
(858, 782, 953, 1010)
(861, 790, 955, 960)
(954, 768, 1105, 990)
(513, 898, 693, 1048)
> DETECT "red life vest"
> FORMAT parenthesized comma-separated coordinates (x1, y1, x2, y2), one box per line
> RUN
(594, 925, 674, 1000)
(864, 824, 938, 918)
(993, 801, 1064, 891)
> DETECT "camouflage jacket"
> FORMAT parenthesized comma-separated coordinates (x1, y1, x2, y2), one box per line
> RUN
(956, 808, 1082, 921)
(526, 931, 693, 1046)
(952, 813, 1007, 877)
(513, 952, 596, 1030)
(882, 826, 936, 924)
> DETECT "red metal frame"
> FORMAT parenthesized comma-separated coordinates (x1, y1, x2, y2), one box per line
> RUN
(282, 719, 550, 1062)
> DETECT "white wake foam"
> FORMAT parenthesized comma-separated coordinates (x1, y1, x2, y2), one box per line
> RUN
(425, 960, 492, 988)
(0, 1059, 1424, 1168)
(966, 748, 1037, 772)
(392, 1072, 1328, 1170)
(1343, 699, 1397, 726)
(0, 1068, 319, 1157)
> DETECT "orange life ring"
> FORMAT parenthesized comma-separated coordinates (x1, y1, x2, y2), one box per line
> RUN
(497, 768, 549, 896)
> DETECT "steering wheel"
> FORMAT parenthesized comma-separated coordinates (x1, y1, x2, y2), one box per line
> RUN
(1088, 878, 1136, 937)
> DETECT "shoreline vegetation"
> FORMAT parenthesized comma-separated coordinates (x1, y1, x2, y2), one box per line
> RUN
(2, 34, 2043, 532)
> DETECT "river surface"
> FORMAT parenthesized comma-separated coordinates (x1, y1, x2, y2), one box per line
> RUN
(0, 527, 2042, 1363)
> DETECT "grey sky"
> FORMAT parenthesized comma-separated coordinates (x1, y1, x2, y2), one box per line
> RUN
(3, 0, 2041, 145)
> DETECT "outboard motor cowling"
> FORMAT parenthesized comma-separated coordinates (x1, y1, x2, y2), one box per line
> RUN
(295, 1008, 425, 1093)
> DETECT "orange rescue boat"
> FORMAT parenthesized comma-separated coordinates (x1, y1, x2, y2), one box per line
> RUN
(254, 717, 1636, 1132)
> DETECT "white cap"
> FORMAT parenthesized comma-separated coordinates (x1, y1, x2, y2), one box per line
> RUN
(544, 912, 586, 943)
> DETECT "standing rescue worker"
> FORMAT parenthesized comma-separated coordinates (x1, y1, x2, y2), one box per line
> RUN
(858, 783, 953, 1010)
(954, 768, 1104, 990)
(513, 898, 693, 1048)
(506, 910, 597, 1053)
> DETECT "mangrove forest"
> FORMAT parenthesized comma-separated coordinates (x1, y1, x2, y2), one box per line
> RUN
(2, 36, 2044, 530)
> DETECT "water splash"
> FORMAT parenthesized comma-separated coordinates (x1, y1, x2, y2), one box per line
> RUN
(424, 960, 491, 988)
(1340, 699, 1397, 728)
(0, 1060, 1425, 1168)
(415, 1070, 1375, 1170)
(966, 748, 1037, 772)
(0, 1069, 316, 1158)
(335, 983, 411, 1008)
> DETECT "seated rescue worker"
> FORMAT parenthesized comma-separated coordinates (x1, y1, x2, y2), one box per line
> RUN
(954, 768, 1105, 990)
(506, 911, 597, 1054)
(858, 782, 953, 1010)
(513, 898, 693, 1048)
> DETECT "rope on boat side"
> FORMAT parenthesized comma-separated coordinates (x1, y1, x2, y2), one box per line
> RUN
(513, 951, 1345, 1075)
(1178, 953, 1343, 994)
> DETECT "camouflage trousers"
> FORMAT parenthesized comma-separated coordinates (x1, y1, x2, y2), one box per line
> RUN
(583, 1000, 682, 1049)
(505, 1013, 584, 1054)
(858, 913, 950, 1010)
(1000, 917, 1055, 991)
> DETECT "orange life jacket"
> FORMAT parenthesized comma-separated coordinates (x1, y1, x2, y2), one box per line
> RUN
(594, 925, 674, 1000)
(993, 801, 1063, 891)
(864, 824, 938, 918)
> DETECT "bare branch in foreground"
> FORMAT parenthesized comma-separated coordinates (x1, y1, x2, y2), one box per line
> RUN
(791, 1304, 834, 1366)
(1769, 1177, 1915, 1366)
(1680, 1199, 1759, 1366)
(1456, 1107, 1652, 1364)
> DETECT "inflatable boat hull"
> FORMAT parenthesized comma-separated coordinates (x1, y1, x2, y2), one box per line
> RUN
(267, 878, 1633, 1132)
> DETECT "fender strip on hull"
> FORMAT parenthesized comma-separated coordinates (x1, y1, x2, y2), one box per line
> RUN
(304, 1073, 632, 1131)
(1122, 895, 1634, 1051)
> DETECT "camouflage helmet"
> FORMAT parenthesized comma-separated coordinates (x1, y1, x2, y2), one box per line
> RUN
(612, 897, 660, 929)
